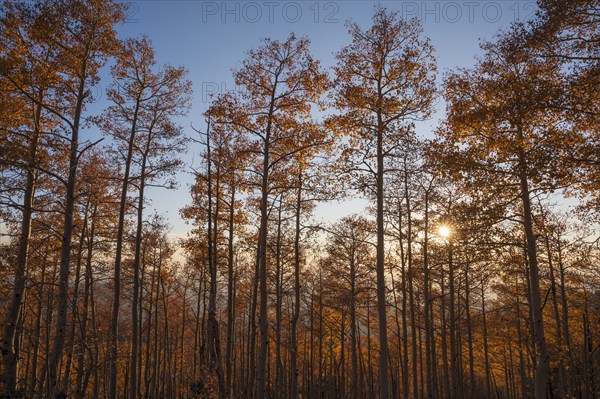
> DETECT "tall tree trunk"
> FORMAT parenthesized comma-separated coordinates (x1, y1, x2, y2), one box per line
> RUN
(404, 170, 418, 399)
(75, 205, 96, 398)
(62, 198, 91, 394)
(350, 253, 359, 399)
(247, 241, 260, 398)
(1, 96, 42, 398)
(516, 277, 528, 399)
(211, 154, 226, 398)
(290, 171, 303, 399)
(340, 311, 346, 399)
(456, 279, 465, 398)
(440, 264, 450, 399)
(47, 76, 87, 399)
(110, 95, 141, 399)
(144, 245, 158, 396)
(256, 83, 277, 399)
(524, 259, 536, 398)
(389, 260, 403, 399)
(226, 181, 236, 397)
(464, 262, 475, 399)
(545, 234, 566, 398)
(194, 272, 202, 378)
(448, 239, 459, 399)
(366, 295, 374, 398)
(41, 260, 58, 399)
(274, 198, 284, 399)
(422, 189, 437, 399)
(150, 244, 162, 397)
(398, 201, 409, 399)
(582, 305, 596, 399)
(319, 272, 325, 398)
(557, 237, 573, 394)
(136, 247, 145, 397)
(418, 304, 425, 399)
(375, 106, 390, 399)
(29, 256, 48, 398)
(308, 290, 315, 399)
(87, 270, 100, 399)
(481, 277, 492, 399)
(129, 141, 148, 399)
(518, 148, 549, 399)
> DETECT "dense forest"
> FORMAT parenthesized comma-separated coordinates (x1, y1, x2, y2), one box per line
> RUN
(0, 0, 599, 398)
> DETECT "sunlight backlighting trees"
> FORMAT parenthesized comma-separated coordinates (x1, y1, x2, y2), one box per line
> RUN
(439, 225, 452, 239)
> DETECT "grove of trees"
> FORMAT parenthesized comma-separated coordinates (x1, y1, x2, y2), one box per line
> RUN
(0, 0, 598, 398)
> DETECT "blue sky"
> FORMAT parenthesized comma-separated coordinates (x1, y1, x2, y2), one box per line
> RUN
(103, 0, 539, 238)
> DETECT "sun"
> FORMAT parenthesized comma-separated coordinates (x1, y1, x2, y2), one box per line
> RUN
(438, 225, 451, 239)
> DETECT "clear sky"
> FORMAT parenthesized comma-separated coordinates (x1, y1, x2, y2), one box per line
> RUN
(102, 0, 539, 239)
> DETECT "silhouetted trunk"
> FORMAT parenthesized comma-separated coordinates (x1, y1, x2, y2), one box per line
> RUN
(440, 264, 450, 398)
(290, 171, 303, 399)
(274, 198, 284, 399)
(319, 272, 325, 398)
(247, 241, 260, 398)
(517, 146, 549, 399)
(375, 100, 390, 399)
(516, 278, 528, 399)
(29, 256, 48, 398)
(366, 295, 374, 398)
(62, 198, 91, 393)
(110, 94, 141, 399)
(389, 260, 402, 399)
(582, 306, 596, 399)
(448, 240, 459, 399)
(350, 255, 359, 399)
(404, 169, 418, 399)
(48, 75, 87, 399)
(545, 234, 566, 398)
(194, 273, 202, 377)
(1, 97, 42, 397)
(398, 201, 409, 399)
(422, 188, 437, 399)
(75, 205, 96, 398)
(129, 139, 148, 399)
(144, 246, 157, 396)
(464, 262, 475, 399)
(226, 181, 236, 397)
(256, 81, 277, 399)
(481, 277, 492, 399)
(201, 116, 226, 398)
(557, 237, 573, 394)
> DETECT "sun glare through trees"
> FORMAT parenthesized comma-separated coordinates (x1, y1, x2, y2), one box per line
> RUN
(0, 1, 599, 398)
